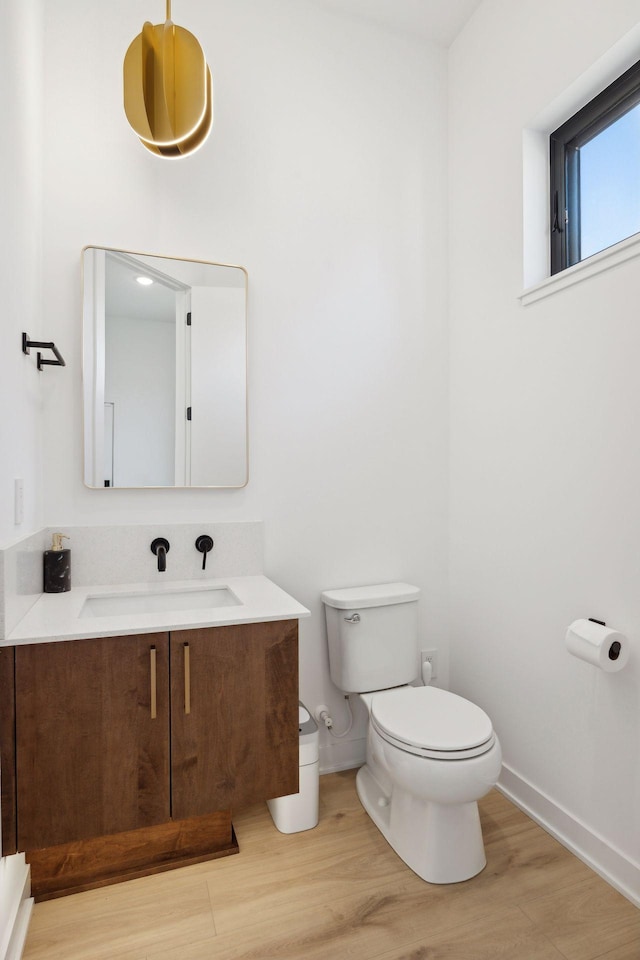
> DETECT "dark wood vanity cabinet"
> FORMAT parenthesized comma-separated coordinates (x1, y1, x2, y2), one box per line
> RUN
(171, 621, 299, 817)
(0, 619, 298, 899)
(14, 633, 171, 850)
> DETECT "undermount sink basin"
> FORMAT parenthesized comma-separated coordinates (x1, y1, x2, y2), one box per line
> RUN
(79, 585, 240, 619)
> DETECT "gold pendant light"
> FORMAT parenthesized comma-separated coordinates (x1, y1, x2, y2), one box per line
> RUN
(124, 1, 212, 157)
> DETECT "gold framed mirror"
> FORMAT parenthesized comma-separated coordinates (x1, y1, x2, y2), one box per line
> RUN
(82, 246, 248, 489)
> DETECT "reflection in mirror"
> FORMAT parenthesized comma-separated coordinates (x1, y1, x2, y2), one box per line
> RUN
(82, 247, 248, 488)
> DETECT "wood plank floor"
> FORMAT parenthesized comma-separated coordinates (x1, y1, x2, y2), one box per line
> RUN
(22, 769, 640, 960)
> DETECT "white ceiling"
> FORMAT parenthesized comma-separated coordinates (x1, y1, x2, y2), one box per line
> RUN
(313, 0, 484, 46)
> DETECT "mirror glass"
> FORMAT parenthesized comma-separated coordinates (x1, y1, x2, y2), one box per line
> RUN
(82, 246, 248, 488)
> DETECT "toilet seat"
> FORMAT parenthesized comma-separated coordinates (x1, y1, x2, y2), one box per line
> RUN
(371, 686, 495, 760)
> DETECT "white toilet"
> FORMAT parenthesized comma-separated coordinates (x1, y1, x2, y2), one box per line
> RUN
(321, 582, 502, 884)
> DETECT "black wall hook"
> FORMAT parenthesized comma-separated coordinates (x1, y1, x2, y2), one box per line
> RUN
(22, 332, 66, 370)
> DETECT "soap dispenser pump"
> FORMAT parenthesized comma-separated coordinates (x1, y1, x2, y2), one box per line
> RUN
(43, 533, 71, 593)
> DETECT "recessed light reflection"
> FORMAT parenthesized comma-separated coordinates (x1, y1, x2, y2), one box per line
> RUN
(136, 276, 153, 286)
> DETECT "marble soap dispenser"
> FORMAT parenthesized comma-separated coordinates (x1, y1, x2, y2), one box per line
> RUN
(43, 533, 71, 593)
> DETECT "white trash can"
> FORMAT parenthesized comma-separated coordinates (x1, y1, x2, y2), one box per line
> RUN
(267, 703, 319, 834)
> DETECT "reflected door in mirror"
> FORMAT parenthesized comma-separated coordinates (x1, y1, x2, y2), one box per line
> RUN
(82, 247, 248, 489)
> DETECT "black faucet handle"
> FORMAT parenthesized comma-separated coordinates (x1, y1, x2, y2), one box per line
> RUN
(150, 537, 170, 572)
(195, 535, 214, 570)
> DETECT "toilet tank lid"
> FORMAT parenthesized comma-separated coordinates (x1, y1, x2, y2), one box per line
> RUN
(321, 582, 420, 609)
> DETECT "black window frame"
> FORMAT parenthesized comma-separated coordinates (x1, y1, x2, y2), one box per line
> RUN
(550, 58, 640, 275)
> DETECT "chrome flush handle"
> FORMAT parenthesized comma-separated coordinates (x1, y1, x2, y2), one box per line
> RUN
(344, 613, 361, 623)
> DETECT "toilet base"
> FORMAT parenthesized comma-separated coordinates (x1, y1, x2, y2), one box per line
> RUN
(356, 764, 487, 884)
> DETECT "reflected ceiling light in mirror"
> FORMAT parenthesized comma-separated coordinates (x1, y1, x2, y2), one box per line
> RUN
(123, 1, 212, 158)
(136, 276, 154, 285)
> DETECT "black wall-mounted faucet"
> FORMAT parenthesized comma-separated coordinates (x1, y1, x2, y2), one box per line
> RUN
(195, 535, 214, 570)
(151, 537, 170, 572)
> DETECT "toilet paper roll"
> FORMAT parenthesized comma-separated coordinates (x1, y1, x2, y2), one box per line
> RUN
(565, 619, 630, 673)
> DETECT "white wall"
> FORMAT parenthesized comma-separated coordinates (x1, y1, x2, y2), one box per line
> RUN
(39, 0, 449, 767)
(0, 0, 44, 546)
(449, 0, 640, 897)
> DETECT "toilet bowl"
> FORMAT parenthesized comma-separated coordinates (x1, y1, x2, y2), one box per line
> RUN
(321, 582, 502, 885)
(358, 685, 502, 883)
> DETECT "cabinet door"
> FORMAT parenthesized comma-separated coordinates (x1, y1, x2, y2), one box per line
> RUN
(15, 633, 170, 850)
(171, 620, 298, 818)
(0, 646, 17, 855)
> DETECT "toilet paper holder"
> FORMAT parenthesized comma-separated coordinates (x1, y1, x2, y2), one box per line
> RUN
(566, 617, 629, 671)
(587, 618, 621, 661)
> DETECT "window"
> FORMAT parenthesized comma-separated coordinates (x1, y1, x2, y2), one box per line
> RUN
(550, 59, 640, 275)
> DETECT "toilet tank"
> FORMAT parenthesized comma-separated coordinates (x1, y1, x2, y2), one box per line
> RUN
(321, 583, 420, 693)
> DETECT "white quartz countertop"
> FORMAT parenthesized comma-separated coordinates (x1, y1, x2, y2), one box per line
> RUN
(4, 576, 310, 646)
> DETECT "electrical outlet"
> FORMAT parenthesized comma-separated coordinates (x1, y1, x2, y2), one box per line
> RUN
(421, 648, 438, 680)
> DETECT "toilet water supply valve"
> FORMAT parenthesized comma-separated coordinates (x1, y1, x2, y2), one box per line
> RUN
(316, 704, 333, 728)
(315, 698, 354, 739)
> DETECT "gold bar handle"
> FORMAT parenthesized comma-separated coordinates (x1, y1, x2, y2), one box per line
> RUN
(184, 642, 191, 715)
(150, 646, 157, 720)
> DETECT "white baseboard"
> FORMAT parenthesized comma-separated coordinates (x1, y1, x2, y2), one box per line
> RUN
(6, 899, 32, 960)
(498, 763, 640, 907)
(0, 854, 33, 960)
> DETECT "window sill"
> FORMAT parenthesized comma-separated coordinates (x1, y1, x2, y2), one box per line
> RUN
(519, 231, 640, 306)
